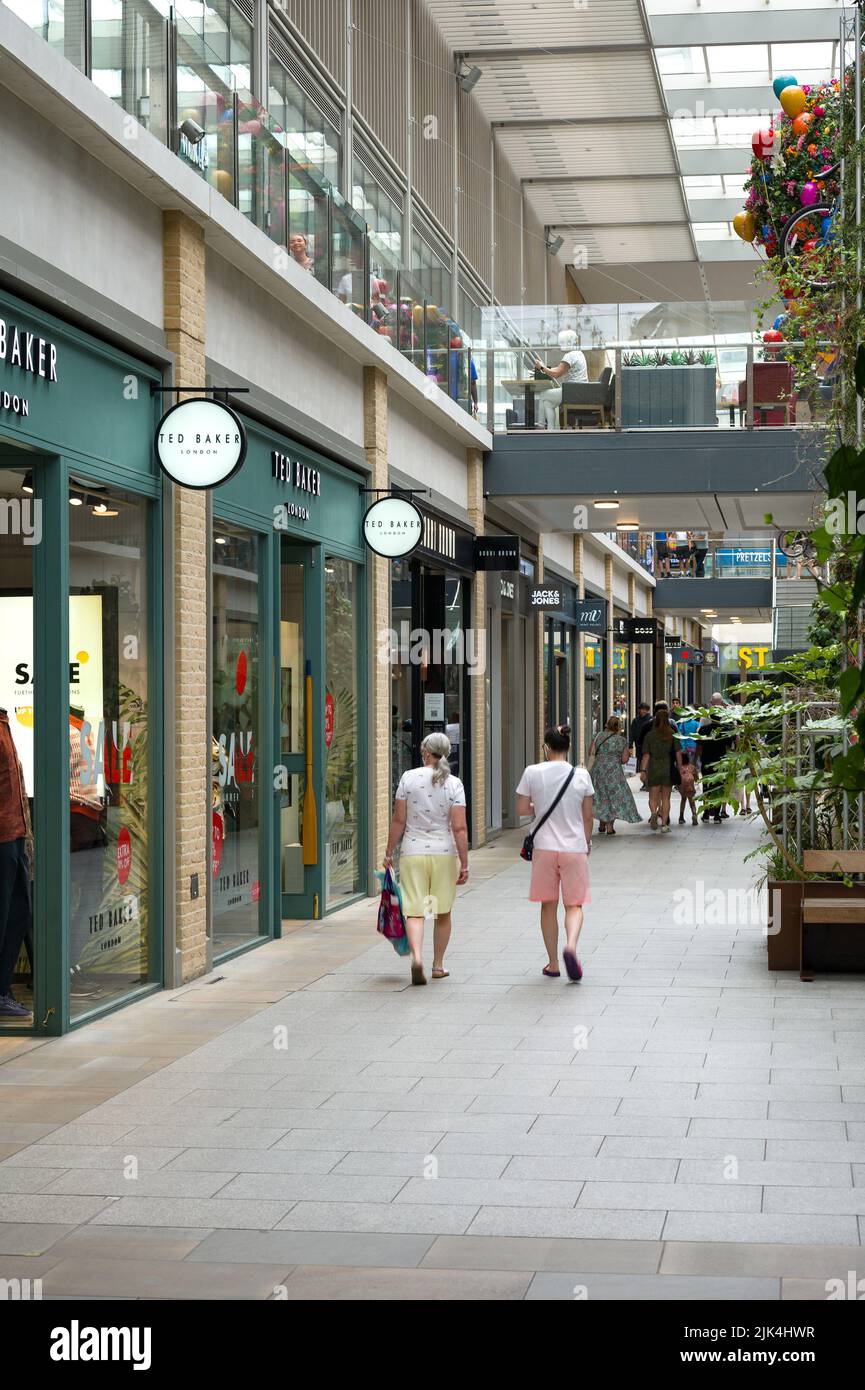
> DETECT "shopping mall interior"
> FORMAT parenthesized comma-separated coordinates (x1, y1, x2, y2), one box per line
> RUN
(0, 0, 863, 1334)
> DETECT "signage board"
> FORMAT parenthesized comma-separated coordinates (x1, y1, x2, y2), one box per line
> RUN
(615, 616, 659, 644)
(474, 535, 521, 571)
(576, 598, 606, 635)
(155, 398, 247, 489)
(424, 692, 445, 722)
(362, 496, 424, 559)
(530, 585, 564, 612)
(668, 646, 705, 665)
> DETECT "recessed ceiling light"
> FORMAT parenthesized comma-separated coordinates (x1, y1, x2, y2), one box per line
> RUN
(215, 536, 228, 546)
(594, 499, 619, 509)
(616, 521, 639, 531)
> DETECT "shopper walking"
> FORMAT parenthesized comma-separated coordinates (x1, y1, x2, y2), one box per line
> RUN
(588, 717, 642, 834)
(677, 752, 699, 825)
(516, 726, 593, 982)
(698, 693, 737, 824)
(384, 732, 468, 986)
(640, 704, 682, 833)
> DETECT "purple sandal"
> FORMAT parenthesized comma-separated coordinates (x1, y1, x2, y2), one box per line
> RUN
(542, 965, 561, 978)
(563, 949, 583, 982)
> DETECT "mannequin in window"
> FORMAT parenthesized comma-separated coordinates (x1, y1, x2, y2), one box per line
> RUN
(0, 709, 33, 1018)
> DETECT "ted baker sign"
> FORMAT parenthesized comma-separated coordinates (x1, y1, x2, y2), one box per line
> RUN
(363, 496, 423, 559)
(0, 315, 59, 420)
(155, 398, 247, 489)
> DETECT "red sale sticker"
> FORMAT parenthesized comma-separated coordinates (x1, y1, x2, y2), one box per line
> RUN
(212, 811, 224, 878)
(117, 827, 132, 886)
(325, 691, 335, 750)
(236, 650, 248, 696)
(252, 881, 261, 903)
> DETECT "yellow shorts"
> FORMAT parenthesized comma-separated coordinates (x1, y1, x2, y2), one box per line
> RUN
(399, 855, 459, 918)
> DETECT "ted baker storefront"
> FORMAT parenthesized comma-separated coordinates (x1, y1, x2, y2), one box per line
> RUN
(0, 287, 165, 1035)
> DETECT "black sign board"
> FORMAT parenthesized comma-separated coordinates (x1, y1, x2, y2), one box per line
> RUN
(664, 634, 683, 649)
(529, 584, 565, 612)
(576, 598, 607, 635)
(474, 535, 521, 571)
(668, 646, 704, 665)
(702, 650, 719, 668)
(615, 616, 659, 644)
(415, 508, 475, 572)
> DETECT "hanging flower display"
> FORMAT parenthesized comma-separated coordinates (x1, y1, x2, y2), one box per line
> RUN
(732, 75, 841, 261)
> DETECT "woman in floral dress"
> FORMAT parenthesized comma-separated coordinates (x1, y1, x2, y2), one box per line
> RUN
(588, 717, 642, 835)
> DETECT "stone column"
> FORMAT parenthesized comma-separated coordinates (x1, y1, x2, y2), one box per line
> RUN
(163, 210, 208, 983)
(536, 540, 545, 759)
(573, 532, 585, 764)
(466, 449, 486, 846)
(364, 367, 391, 874)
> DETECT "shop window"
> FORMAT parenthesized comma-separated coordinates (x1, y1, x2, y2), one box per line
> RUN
(268, 55, 341, 189)
(279, 557, 305, 897)
(390, 558, 413, 803)
(212, 524, 262, 955)
(68, 482, 151, 1020)
(352, 159, 403, 270)
(325, 557, 360, 909)
(0, 465, 36, 1027)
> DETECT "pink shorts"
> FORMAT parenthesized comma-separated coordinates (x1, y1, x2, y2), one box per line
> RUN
(529, 849, 591, 906)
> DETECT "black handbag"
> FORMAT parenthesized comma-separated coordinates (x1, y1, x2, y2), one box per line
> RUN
(521, 766, 576, 861)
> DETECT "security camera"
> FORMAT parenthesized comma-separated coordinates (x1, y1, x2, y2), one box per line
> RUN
(179, 118, 206, 145)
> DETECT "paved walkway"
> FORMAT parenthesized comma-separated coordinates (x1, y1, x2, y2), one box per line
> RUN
(2, 814, 865, 1301)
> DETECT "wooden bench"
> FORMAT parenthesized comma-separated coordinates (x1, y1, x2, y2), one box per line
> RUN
(800, 850, 865, 981)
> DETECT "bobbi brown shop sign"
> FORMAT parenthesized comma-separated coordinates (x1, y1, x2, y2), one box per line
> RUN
(0, 315, 59, 419)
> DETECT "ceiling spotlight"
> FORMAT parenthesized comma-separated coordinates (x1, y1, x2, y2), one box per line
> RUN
(457, 63, 482, 93)
(179, 117, 206, 145)
(215, 536, 228, 546)
(69, 491, 84, 506)
(594, 499, 619, 509)
(616, 521, 639, 531)
(21, 472, 34, 495)
(546, 234, 565, 256)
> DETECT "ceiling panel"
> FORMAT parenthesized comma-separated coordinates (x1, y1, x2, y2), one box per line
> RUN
(496, 124, 678, 178)
(474, 52, 662, 121)
(550, 223, 694, 265)
(528, 177, 686, 225)
(424, 0, 646, 50)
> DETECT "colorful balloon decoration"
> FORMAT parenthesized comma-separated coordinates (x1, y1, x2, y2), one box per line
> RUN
(779, 85, 807, 118)
(751, 128, 774, 160)
(733, 211, 756, 242)
(731, 72, 840, 280)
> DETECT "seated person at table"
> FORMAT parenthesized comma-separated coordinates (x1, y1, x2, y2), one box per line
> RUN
(533, 331, 588, 430)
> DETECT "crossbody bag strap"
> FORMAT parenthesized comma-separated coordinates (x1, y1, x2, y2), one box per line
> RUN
(530, 766, 576, 839)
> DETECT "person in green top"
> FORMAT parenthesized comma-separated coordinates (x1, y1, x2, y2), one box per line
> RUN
(640, 703, 684, 834)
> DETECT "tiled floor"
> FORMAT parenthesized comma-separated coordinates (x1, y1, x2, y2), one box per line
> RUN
(2, 814, 865, 1299)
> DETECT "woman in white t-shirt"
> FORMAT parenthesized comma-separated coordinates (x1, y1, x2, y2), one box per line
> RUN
(516, 726, 594, 982)
(384, 732, 469, 986)
(534, 330, 589, 431)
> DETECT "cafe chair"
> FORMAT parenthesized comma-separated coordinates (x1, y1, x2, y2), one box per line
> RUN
(560, 368, 615, 429)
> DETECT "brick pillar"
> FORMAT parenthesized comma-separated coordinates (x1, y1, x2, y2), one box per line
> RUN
(604, 552, 614, 726)
(536, 540, 545, 759)
(163, 210, 208, 982)
(573, 532, 586, 765)
(628, 572, 637, 724)
(466, 449, 486, 846)
(365, 367, 390, 873)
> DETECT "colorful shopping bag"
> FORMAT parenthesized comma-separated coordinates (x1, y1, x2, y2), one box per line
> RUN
(376, 867, 411, 956)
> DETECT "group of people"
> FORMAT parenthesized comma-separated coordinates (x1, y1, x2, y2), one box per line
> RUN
(380, 694, 745, 987)
(655, 530, 710, 578)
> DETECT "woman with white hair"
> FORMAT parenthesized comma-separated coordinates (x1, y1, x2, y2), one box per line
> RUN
(384, 732, 469, 985)
(534, 330, 589, 430)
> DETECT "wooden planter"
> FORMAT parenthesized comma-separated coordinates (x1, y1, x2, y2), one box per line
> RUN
(767, 878, 865, 971)
(620, 365, 716, 428)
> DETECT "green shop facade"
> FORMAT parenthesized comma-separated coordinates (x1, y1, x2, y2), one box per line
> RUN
(0, 285, 368, 1036)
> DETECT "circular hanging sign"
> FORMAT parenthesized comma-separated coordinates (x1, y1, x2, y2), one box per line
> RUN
(362, 496, 423, 559)
(155, 397, 247, 490)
